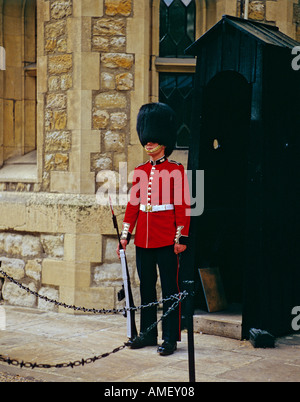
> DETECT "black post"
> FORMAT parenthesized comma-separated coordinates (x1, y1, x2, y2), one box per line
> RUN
(183, 279, 196, 383)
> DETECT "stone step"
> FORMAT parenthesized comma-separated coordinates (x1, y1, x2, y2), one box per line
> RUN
(193, 305, 242, 340)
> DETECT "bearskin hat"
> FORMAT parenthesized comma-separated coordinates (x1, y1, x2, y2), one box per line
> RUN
(136, 102, 177, 157)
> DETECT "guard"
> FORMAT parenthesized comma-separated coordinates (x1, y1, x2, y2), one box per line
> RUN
(117, 103, 190, 356)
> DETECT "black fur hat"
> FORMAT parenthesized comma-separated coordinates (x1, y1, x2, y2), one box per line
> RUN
(136, 102, 177, 157)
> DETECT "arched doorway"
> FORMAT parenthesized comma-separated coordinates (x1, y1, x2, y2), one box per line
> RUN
(198, 71, 251, 305)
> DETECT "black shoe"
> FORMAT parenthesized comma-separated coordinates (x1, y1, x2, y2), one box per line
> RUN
(157, 341, 177, 356)
(130, 335, 157, 349)
(124, 337, 136, 347)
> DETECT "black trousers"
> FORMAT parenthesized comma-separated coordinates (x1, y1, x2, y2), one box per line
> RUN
(136, 245, 181, 342)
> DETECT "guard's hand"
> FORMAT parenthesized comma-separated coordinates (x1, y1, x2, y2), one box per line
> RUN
(174, 244, 187, 255)
(117, 240, 128, 258)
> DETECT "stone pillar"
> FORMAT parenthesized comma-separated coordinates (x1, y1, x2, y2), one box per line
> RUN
(39, 0, 101, 194)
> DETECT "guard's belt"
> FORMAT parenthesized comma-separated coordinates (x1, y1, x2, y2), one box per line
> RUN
(140, 204, 174, 213)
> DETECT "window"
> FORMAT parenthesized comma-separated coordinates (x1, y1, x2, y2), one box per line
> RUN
(154, 0, 197, 149)
(160, 0, 196, 58)
(159, 72, 194, 147)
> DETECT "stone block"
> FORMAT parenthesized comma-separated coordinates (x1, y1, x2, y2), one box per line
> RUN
(60, 73, 73, 90)
(93, 36, 126, 52)
(93, 109, 110, 129)
(110, 112, 127, 129)
(25, 259, 42, 282)
(41, 234, 64, 259)
(266, 1, 278, 22)
(100, 72, 115, 90)
(81, 53, 100, 90)
(110, 36, 126, 51)
(45, 20, 66, 39)
(116, 72, 133, 90)
(57, 38, 67, 52)
(45, 39, 57, 53)
(75, 286, 116, 311)
(105, 0, 132, 17)
(66, 90, 81, 129)
(42, 259, 75, 288)
(2, 281, 37, 308)
(49, 171, 77, 193)
(103, 130, 125, 152)
(0, 233, 42, 258)
(93, 18, 126, 36)
(22, 235, 43, 257)
(249, 1, 265, 21)
(54, 110, 67, 130)
(101, 53, 134, 70)
(94, 92, 127, 109)
(0, 257, 25, 280)
(81, 0, 104, 17)
(93, 263, 123, 286)
(48, 54, 72, 75)
(37, 286, 59, 311)
(50, 0, 72, 20)
(45, 131, 71, 152)
(65, 234, 102, 263)
(91, 153, 113, 171)
(46, 93, 67, 110)
(93, 36, 110, 52)
(37, 56, 48, 94)
(54, 153, 69, 171)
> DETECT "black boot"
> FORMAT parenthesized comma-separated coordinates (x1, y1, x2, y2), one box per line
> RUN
(130, 334, 157, 349)
(157, 341, 177, 356)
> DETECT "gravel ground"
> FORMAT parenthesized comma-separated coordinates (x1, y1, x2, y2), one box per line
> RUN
(0, 371, 44, 382)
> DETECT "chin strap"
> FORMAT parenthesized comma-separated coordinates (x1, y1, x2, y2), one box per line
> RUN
(144, 144, 163, 154)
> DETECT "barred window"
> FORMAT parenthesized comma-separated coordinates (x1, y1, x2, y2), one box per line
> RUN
(160, 0, 196, 58)
(159, 73, 194, 148)
(157, 0, 196, 149)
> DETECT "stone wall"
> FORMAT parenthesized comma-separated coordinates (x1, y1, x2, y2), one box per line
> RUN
(0, 228, 141, 312)
(0, 232, 62, 310)
(42, 0, 74, 190)
(91, 8, 134, 187)
(0, 192, 140, 313)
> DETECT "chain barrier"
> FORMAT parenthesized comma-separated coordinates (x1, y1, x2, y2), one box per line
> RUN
(0, 344, 127, 370)
(0, 268, 186, 315)
(0, 268, 187, 370)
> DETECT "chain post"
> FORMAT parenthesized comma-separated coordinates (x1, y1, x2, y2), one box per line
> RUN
(183, 279, 196, 383)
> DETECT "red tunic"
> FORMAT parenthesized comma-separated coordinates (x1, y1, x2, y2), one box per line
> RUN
(122, 157, 190, 249)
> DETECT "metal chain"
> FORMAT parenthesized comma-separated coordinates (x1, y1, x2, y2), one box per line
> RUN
(0, 344, 127, 370)
(0, 268, 187, 314)
(0, 292, 186, 370)
(138, 295, 185, 341)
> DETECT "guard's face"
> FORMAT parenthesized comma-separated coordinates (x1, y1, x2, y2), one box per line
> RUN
(144, 142, 166, 157)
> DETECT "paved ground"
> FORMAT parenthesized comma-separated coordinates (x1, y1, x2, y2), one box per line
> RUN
(0, 304, 300, 383)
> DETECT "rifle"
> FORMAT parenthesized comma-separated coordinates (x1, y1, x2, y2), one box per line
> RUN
(109, 198, 137, 344)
